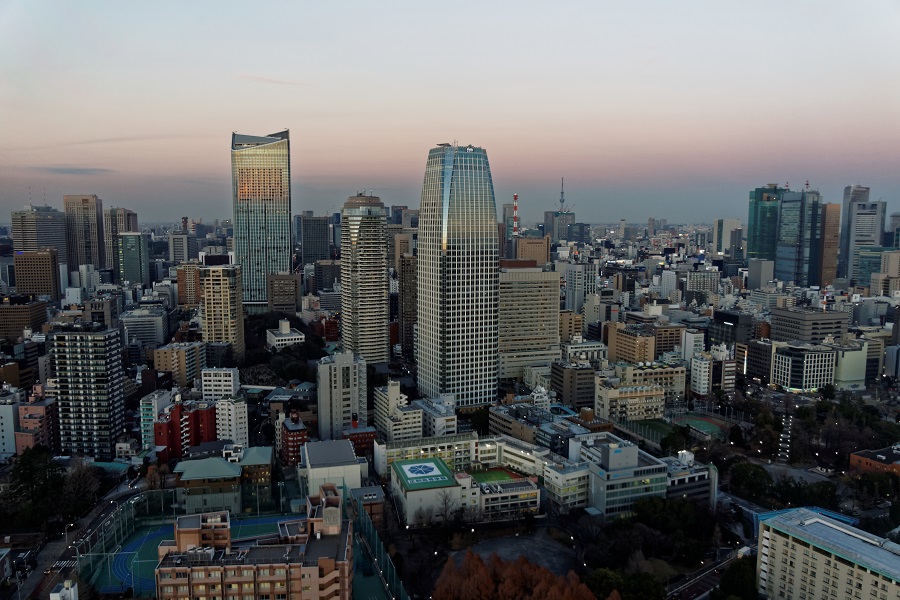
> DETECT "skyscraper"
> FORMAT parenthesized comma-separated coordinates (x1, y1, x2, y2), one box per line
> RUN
(839, 186, 885, 283)
(11, 205, 67, 261)
(300, 215, 331, 266)
(231, 131, 292, 311)
(712, 218, 741, 255)
(51, 323, 124, 460)
(398, 253, 417, 359)
(117, 231, 151, 287)
(417, 143, 499, 408)
(819, 203, 840, 287)
(200, 265, 245, 359)
(64, 194, 105, 269)
(747, 184, 787, 261)
(316, 351, 367, 440)
(775, 189, 823, 287)
(340, 194, 388, 364)
(103, 207, 139, 273)
(14, 248, 61, 300)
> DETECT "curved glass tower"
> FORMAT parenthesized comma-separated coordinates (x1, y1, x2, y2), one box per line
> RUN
(417, 144, 499, 408)
(340, 194, 388, 364)
(231, 131, 292, 311)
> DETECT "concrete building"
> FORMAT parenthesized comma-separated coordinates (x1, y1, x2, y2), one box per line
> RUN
(849, 443, 900, 477)
(0, 297, 47, 341)
(14, 248, 61, 300)
(50, 323, 124, 460)
(498, 266, 560, 380)
(121, 307, 171, 349)
(614, 362, 687, 403)
(565, 262, 597, 313)
(280, 410, 308, 467)
(410, 396, 458, 438)
(200, 265, 245, 359)
(168, 232, 199, 263)
(595, 382, 666, 421)
(373, 380, 422, 443)
(63, 194, 104, 270)
(316, 351, 366, 441)
(216, 397, 249, 446)
(201, 368, 240, 401)
(772, 343, 836, 392)
(139, 389, 176, 450)
(397, 253, 417, 358)
(660, 451, 718, 509)
(516, 235, 551, 265)
(154, 342, 206, 388)
(103, 206, 139, 273)
(15, 394, 59, 455)
(607, 323, 656, 364)
(175, 263, 201, 309)
(708, 310, 753, 348)
(550, 360, 596, 410)
(155, 494, 353, 600)
(300, 215, 331, 266)
(559, 310, 584, 343)
(300, 439, 364, 494)
(757, 508, 900, 600)
(747, 258, 774, 290)
(266, 319, 305, 350)
(340, 194, 389, 364)
(11, 205, 67, 268)
(266, 272, 302, 313)
(770, 307, 849, 344)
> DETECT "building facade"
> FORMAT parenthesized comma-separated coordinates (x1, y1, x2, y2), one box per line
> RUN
(200, 265, 245, 359)
(103, 207, 139, 273)
(63, 194, 105, 270)
(498, 266, 560, 380)
(340, 194, 388, 364)
(231, 131, 292, 310)
(316, 351, 367, 441)
(416, 144, 499, 408)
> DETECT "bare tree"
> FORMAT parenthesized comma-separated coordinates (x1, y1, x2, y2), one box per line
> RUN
(436, 489, 458, 525)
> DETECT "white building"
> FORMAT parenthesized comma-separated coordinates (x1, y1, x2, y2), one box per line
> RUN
(373, 380, 422, 443)
(410, 396, 458, 437)
(201, 368, 240, 401)
(216, 397, 249, 446)
(265, 319, 305, 351)
(316, 351, 366, 441)
(301, 439, 364, 495)
(772, 343, 836, 391)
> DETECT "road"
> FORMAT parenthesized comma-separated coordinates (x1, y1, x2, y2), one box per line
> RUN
(20, 482, 151, 599)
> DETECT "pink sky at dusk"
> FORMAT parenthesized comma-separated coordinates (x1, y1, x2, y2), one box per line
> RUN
(1, 1, 899, 225)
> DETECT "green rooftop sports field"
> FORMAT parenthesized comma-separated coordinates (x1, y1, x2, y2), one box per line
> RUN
(469, 467, 522, 484)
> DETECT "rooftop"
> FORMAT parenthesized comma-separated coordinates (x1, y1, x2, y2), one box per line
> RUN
(392, 457, 458, 492)
(763, 508, 900, 581)
(174, 457, 241, 481)
(305, 439, 358, 468)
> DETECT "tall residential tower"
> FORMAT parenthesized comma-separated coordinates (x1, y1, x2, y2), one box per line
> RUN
(340, 194, 388, 364)
(231, 131, 292, 311)
(416, 144, 499, 408)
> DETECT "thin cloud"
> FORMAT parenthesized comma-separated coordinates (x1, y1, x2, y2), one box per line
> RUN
(32, 166, 113, 175)
(239, 73, 306, 86)
(23, 134, 199, 151)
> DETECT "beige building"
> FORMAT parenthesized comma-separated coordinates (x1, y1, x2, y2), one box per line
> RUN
(757, 508, 900, 600)
(595, 382, 666, 421)
(613, 362, 687, 402)
(607, 322, 656, 363)
(156, 486, 353, 600)
(176, 263, 202, 309)
(154, 342, 206, 388)
(200, 265, 245, 359)
(498, 266, 560, 380)
(373, 380, 423, 443)
(516, 235, 551, 265)
(560, 310, 584, 343)
(63, 194, 104, 269)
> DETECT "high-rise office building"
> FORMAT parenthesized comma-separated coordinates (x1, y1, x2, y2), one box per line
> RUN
(14, 249, 61, 300)
(747, 184, 787, 261)
(11, 205, 67, 263)
(397, 253, 417, 359)
(775, 189, 823, 287)
(340, 194, 388, 364)
(200, 265, 245, 359)
(169, 232, 199, 263)
(712, 218, 741, 255)
(819, 203, 841, 287)
(117, 231, 151, 287)
(565, 262, 598, 313)
(838, 184, 872, 279)
(64, 194, 105, 269)
(50, 323, 124, 460)
(231, 131, 292, 311)
(316, 351, 366, 440)
(103, 207, 139, 273)
(300, 215, 331, 266)
(176, 263, 202, 309)
(498, 265, 560, 380)
(417, 143, 499, 408)
(841, 192, 885, 283)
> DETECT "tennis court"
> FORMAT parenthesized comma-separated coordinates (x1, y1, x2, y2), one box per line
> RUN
(673, 414, 729, 439)
(469, 467, 522, 484)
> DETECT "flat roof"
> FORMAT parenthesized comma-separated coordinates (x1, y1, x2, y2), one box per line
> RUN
(392, 457, 458, 492)
(305, 439, 358, 468)
(174, 457, 241, 480)
(763, 508, 900, 581)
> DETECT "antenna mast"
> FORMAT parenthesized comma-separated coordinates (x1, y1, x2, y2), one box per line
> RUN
(559, 178, 565, 211)
(513, 193, 519, 237)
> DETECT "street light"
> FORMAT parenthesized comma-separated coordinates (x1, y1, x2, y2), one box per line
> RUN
(65, 523, 75, 545)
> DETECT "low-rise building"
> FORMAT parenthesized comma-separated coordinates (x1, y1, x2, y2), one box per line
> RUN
(595, 382, 666, 421)
(266, 319, 306, 350)
(849, 443, 900, 477)
(660, 450, 718, 509)
(772, 343, 836, 392)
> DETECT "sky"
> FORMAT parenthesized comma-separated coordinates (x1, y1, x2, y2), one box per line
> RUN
(1, 1, 899, 226)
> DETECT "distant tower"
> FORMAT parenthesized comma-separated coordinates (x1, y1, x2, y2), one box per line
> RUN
(231, 131, 292, 312)
(559, 178, 566, 210)
(417, 143, 499, 408)
(103, 207, 139, 273)
(64, 194, 105, 269)
(340, 194, 389, 364)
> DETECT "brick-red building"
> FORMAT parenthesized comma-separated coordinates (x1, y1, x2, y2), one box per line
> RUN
(280, 411, 308, 466)
(154, 400, 218, 462)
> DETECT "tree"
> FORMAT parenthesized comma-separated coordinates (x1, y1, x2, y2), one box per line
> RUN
(729, 462, 773, 503)
(62, 459, 101, 520)
(711, 557, 757, 600)
(3, 446, 64, 527)
(436, 488, 458, 525)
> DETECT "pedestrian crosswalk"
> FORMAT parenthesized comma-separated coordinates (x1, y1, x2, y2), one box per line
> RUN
(52, 560, 77, 569)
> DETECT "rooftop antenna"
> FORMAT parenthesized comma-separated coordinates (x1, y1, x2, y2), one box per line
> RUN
(559, 178, 566, 211)
(805, 179, 810, 191)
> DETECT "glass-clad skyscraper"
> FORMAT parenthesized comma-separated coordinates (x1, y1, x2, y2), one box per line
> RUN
(231, 131, 292, 310)
(747, 184, 787, 261)
(775, 189, 823, 287)
(417, 144, 499, 408)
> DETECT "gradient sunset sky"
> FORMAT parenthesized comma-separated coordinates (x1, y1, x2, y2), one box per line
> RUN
(1, 1, 899, 225)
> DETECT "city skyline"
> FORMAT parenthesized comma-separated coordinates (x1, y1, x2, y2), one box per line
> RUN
(1, 2, 899, 223)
